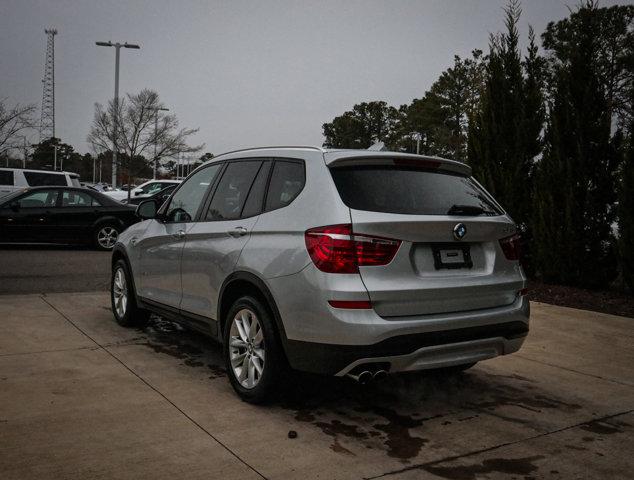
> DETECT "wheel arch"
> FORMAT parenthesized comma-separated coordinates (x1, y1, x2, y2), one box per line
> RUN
(217, 271, 289, 352)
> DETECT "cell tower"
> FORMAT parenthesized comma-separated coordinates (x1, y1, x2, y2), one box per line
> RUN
(39, 28, 57, 142)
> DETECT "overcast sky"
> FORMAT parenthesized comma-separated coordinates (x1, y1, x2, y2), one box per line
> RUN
(1, 0, 630, 157)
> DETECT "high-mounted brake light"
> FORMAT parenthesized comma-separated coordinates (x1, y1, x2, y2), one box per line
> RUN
(305, 224, 401, 274)
(499, 234, 522, 261)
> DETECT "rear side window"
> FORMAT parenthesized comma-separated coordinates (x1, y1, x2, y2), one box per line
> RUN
(265, 161, 305, 211)
(206, 161, 262, 221)
(24, 171, 66, 187)
(241, 161, 271, 218)
(0, 170, 14, 186)
(61, 190, 101, 207)
(330, 166, 502, 216)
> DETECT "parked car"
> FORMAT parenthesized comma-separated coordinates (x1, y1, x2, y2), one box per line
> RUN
(123, 184, 177, 206)
(0, 186, 139, 250)
(0, 168, 81, 198)
(104, 179, 180, 202)
(110, 147, 529, 403)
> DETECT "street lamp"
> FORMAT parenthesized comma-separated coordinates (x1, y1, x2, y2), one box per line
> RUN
(149, 106, 169, 179)
(95, 40, 140, 188)
(410, 132, 423, 155)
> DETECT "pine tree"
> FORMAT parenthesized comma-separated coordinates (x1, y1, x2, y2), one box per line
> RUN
(533, 3, 620, 287)
(468, 0, 540, 229)
(619, 117, 634, 292)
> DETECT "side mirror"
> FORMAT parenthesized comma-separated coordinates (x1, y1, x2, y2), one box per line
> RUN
(134, 190, 141, 196)
(136, 200, 159, 220)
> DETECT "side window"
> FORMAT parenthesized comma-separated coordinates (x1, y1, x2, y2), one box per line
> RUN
(165, 164, 221, 222)
(0, 170, 14, 186)
(141, 182, 163, 195)
(23, 172, 66, 186)
(265, 161, 305, 211)
(241, 161, 271, 218)
(16, 190, 59, 208)
(61, 190, 101, 207)
(205, 161, 262, 221)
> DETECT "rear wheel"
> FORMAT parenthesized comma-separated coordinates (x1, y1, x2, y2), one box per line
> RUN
(95, 224, 120, 250)
(224, 296, 285, 403)
(111, 259, 150, 327)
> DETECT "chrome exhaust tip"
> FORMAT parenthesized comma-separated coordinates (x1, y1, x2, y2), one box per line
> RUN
(347, 370, 373, 384)
(373, 369, 388, 381)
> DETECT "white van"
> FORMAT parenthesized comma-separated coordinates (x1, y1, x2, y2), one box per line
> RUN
(0, 168, 81, 198)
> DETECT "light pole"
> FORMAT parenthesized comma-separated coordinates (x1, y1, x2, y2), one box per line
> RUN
(410, 132, 423, 155)
(95, 40, 140, 188)
(149, 106, 169, 179)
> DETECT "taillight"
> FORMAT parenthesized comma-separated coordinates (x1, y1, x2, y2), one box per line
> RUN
(499, 234, 522, 261)
(305, 224, 401, 274)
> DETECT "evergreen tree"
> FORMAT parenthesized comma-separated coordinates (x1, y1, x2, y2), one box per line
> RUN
(322, 101, 399, 149)
(618, 107, 634, 292)
(533, 3, 620, 287)
(468, 1, 540, 228)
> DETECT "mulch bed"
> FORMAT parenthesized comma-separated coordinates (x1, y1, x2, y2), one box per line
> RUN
(527, 280, 634, 318)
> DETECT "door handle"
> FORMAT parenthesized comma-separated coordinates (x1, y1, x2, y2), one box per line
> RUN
(228, 226, 248, 237)
(172, 229, 186, 239)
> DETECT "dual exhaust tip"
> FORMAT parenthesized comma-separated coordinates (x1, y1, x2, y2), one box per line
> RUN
(346, 369, 388, 384)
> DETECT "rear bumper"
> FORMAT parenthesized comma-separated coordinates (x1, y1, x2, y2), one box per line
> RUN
(284, 319, 528, 375)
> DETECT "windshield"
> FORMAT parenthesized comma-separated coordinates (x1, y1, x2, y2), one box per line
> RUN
(330, 166, 502, 216)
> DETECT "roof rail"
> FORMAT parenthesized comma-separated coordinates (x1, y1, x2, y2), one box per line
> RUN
(212, 145, 324, 159)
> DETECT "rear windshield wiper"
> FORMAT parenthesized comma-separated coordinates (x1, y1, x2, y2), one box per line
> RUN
(447, 204, 492, 216)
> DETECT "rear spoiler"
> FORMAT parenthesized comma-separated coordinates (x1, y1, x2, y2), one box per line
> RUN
(323, 151, 471, 176)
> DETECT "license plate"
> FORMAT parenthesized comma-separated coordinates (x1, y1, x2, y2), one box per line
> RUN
(432, 244, 473, 270)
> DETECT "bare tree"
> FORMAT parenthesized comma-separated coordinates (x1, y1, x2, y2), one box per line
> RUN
(0, 99, 36, 155)
(87, 89, 203, 200)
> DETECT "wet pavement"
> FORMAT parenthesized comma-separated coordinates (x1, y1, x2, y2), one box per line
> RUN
(0, 292, 632, 479)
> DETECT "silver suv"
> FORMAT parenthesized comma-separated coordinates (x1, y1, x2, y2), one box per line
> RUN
(111, 147, 529, 402)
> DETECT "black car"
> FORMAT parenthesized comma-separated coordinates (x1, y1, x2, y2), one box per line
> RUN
(0, 186, 139, 250)
(124, 184, 176, 206)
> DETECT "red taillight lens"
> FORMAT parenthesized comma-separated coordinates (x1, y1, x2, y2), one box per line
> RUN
(305, 224, 401, 274)
(499, 234, 522, 261)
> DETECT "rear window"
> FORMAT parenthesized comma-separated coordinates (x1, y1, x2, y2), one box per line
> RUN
(0, 170, 14, 186)
(330, 166, 502, 216)
(24, 171, 66, 186)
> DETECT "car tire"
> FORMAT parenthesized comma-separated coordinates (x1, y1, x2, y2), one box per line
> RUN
(95, 223, 120, 250)
(223, 295, 286, 404)
(111, 259, 150, 328)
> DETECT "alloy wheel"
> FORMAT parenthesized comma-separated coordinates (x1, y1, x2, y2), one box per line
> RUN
(229, 308, 265, 389)
(97, 226, 119, 249)
(112, 268, 128, 319)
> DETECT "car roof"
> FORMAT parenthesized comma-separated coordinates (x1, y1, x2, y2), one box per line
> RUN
(203, 146, 470, 176)
(0, 167, 78, 176)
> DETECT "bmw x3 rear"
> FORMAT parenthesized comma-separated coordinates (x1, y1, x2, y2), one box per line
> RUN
(111, 147, 529, 403)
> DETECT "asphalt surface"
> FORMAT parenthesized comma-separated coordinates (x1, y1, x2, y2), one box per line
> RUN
(0, 247, 111, 294)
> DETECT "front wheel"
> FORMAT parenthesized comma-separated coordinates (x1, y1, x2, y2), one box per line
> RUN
(111, 259, 150, 327)
(95, 224, 120, 250)
(224, 296, 286, 403)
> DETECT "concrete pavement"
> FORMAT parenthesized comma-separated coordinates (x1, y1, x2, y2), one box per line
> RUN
(0, 293, 632, 479)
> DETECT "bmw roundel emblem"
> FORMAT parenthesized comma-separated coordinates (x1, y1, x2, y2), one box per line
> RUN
(453, 223, 467, 241)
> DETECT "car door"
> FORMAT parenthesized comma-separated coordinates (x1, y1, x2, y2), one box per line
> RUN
(180, 159, 269, 322)
(0, 189, 60, 243)
(136, 164, 223, 309)
(53, 189, 102, 243)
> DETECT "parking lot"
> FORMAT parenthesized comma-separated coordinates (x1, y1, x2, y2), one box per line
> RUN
(1, 251, 633, 479)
